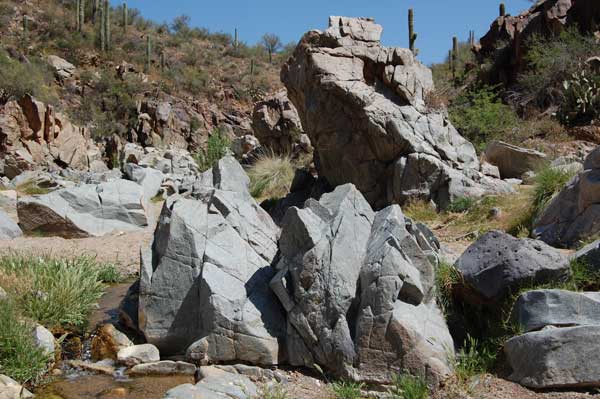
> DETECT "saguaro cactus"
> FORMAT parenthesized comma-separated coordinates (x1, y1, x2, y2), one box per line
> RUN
(122, 2, 128, 33)
(500, 3, 506, 17)
(75, 0, 80, 31)
(92, 0, 100, 23)
(469, 30, 476, 47)
(103, 0, 110, 50)
(79, 0, 85, 32)
(145, 35, 152, 72)
(22, 15, 29, 38)
(160, 50, 166, 72)
(452, 36, 458, 80)
(408, 8, 417, 55)
(234, 28, 238, 49)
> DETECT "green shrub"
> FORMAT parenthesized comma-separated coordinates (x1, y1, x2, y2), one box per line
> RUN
(388, 373, 429, 399)
(194, 129, 230, 172)
(435, 260, 462, 315)
(453, 335, 496, 383)
(531, 165, 576, 219)
(557, 69, 600, 127)
(0, 300, 50, 385)
(248, 154, 295, 200)
(0, 254, 109, 330)
(330, 381, 363, 399)
(0, 51, 55, 104)
(96, 263, 122, 283)
(449, 86, 519, 152)
(446, 197, 476, 213)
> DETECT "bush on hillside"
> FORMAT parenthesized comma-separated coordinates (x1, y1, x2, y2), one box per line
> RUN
(0, 50, 55, 104)
(449, 86, 519, 151)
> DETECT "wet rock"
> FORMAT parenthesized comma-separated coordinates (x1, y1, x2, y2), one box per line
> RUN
(68, 359, 116, 376)
(91, 324, 134, 361)
(455, 230, 570, 304)
(129, 361, 196, 376)
(164, 366, 258, 399)
(117, 344, 160, 367)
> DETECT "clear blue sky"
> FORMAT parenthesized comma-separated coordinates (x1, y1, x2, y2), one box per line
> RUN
(115, 0, 532, 65)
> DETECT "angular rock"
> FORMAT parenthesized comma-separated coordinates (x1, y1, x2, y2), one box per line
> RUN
(0, 209, 22, 240)
(512, 289, 600, 333)
(271, 184, 453, 384)
(455, 230, 570, 304)
(534, 148, 600, 246)
(505, 326, 600, 389)
(32, 324, 55, 357)
(282, 17, 510, 209)
(573, 239, 600, 271)
(164, 366, 257, 399)
(117, 343, 160, 366)
(0, 374, 34, 399)
(124, 163, 164, 201)
(46, 55, 76, 79)
(129, 361, 196, 376)
(91, 324, 134, 361)
(484, 141, 547, 179)
(138, 157, 285, 365)
(18, 179, 148, 238)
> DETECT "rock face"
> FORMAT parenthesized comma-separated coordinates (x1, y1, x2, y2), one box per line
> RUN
(138, 157, 286, 365)
(534, 147, 600, 247)
(0, 95, 100, 178)
(282, 16, 512, 209)
(511, 290, 600, 333)
(0, 209, 22, 240)
(271, 183, 453, 384)
(478, 0, 600, 84)
(484, 141, 547, 179)
(18, 179, 148, 238)
(251, 91, 307, 154)
(505, 326, 600, 389)
(455, 230, 570, 304)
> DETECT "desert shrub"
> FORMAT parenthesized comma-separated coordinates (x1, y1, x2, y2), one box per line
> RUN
(435, 260, 462, 314)
(248, 154, 295, 200)
(446, 197, 476, 213)
(0, 254, 109, 330)
(0, 51, 54, 104)
(0, 300, 50, 385)
(531, 165, 576, 218)
(519, 28, 597, 109)
(388, 373, 429, 399)
(194, 129, 230, 172)
(403, 200, 438, 222)
(259, 384, 289, 399)
(449, 86, 519, 151)
(96, 263, 122, 283)
(330, 381, 363, 399)
(557, 69, 600, 126)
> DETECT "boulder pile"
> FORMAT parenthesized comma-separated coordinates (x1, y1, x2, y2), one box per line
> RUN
(282, 16, 513, 209)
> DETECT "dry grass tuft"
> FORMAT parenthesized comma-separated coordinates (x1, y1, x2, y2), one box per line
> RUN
(248, 153, 295, 202)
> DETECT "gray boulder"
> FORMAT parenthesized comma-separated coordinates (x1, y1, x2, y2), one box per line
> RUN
(512, 289, 600, 333)
(484, 141, 547, 179)
(0, 209, 22, 240)
(138, 157, 285, 365)
(164, 366, 257, 399)
(505, 326, 600, 389)
(32, 324, 55, 357)
(573, 239, 600, 270)
(117, 344, 160, 366)
(282, 17, 511, 209)
(271, 184, 453, 384)
(534, 147, 600, 246)
(17, 179, 148, 238)
(455, 230, 570, 304)
(124, 163, 164, 201)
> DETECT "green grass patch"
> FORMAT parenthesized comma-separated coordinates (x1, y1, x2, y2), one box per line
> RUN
(446, 197, 476, 213)
(0, 299, 51, 386)
(531, 165, 576, 219)
(388, 373, 429, 399)
(194, 128, 230, 172)
(330, 380, 364, 399)
(16, 181, 51, 196)
(452, 335, 496, 384)
(0, 254, 112, 331)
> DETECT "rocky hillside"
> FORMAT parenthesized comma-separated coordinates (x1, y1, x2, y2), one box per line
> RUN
(2, 2, 600, 399)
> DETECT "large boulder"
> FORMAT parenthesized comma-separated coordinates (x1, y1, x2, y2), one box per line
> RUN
(251, 91, 306, 154)
(164, 366, 258, 399)
(281, 17, 512, 209)
(138, 157, 285, 365)
(17, 179, 148, 238)
(511, 289, 600, 333)
(455, 230, 570, 304)
(271, 184, 453, 384)
(483, 141, 547, 179)
(0, 209, 22, 240)
(505, 326, 600, 389)
(123, 163, 165, 201)
(534, 147, 600, 246)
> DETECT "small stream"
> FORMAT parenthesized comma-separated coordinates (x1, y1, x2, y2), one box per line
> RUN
(35, 283, 193, 399)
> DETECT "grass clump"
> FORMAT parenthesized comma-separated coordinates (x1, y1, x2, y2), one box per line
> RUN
(0, 254, 110, 330)
(531, 165, 576, 218)
(403, 200, 438, 223)
(435, 259, 462, 315)
(194, 128, 230, 172)
(0, 300, 51, 385)
(259, 384, 290, 399)
(248, 153, 295, 201)
(446, 197, 476, 213)
(330, 380, 364, 399)
(388, 373, 429, 399)
(452, 335, 496, 384)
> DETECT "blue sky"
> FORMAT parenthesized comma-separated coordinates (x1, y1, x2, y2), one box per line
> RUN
(116, 0, 532, 65)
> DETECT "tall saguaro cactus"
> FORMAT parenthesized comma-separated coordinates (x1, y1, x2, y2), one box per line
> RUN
(75, 0, 80, 31)
(122, 2, 128, 33)
(22, 15, 29, 38)
(145, 35, 152, 73)
(92, 0, 100, 23)
(408, 8, 417, 55)
(103, 0, 110, 50)
(79, 0, 85, 32)
(500, 3, 506, 17)
(234, 28, 239, 49)
(452, 36, 458, 81)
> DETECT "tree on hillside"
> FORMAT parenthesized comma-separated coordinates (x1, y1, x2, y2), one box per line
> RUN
(261, 33, 282, 63)
(171, 15, 191, 35)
